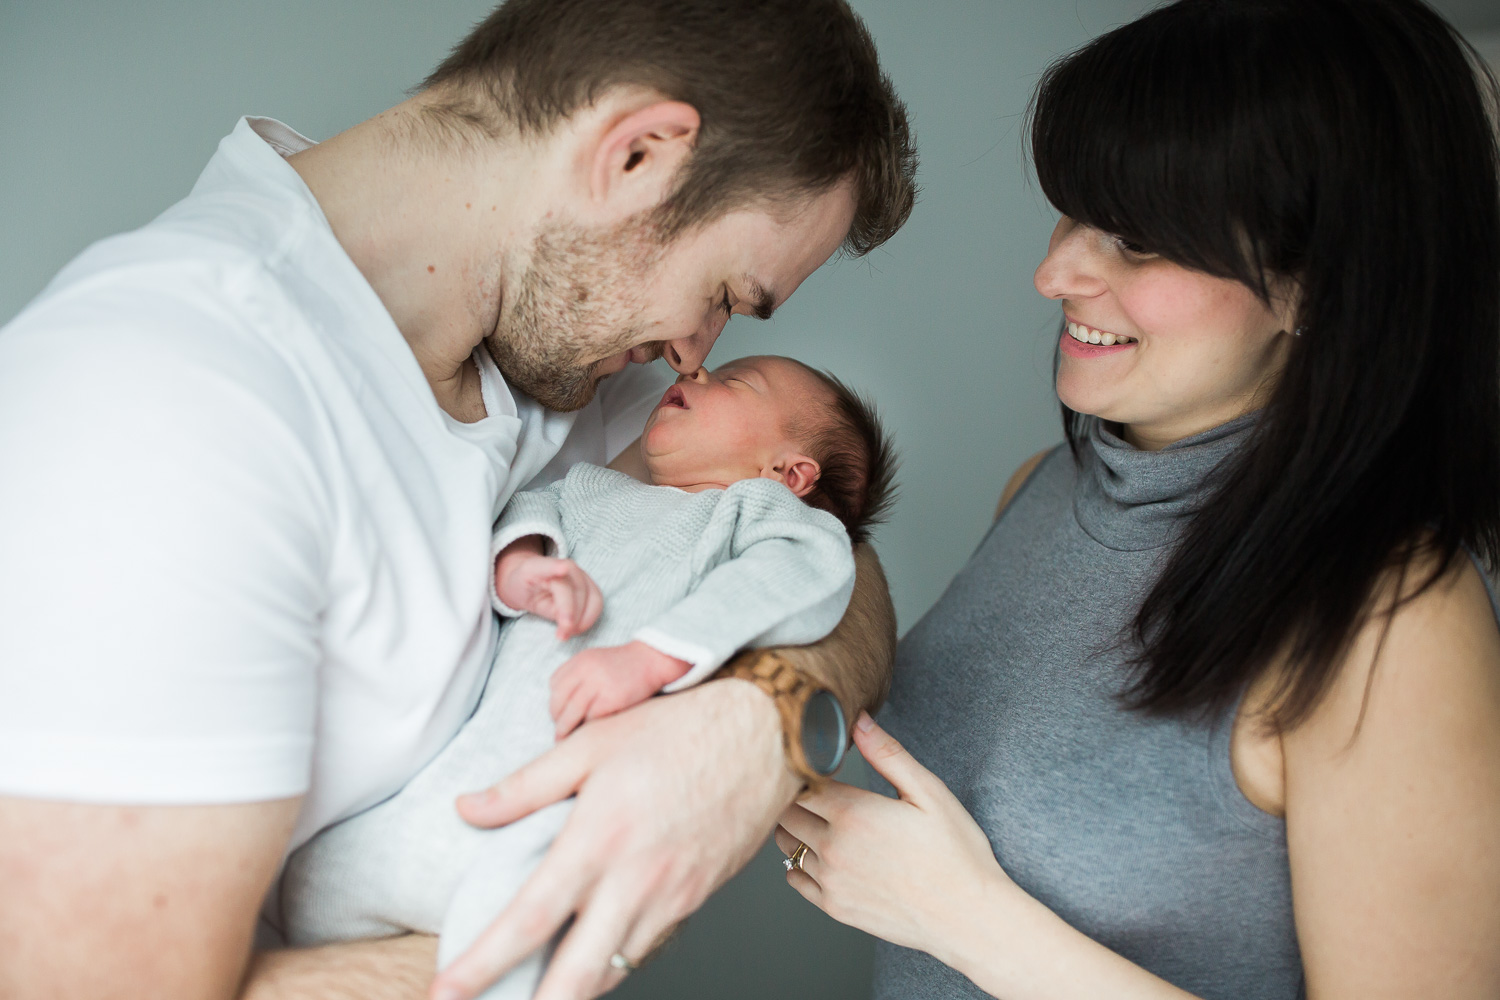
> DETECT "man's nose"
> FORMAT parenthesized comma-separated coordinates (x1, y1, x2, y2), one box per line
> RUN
(661, 326, 719, 375)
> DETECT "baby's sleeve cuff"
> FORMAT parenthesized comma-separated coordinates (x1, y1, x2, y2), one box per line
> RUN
(632, 626, 726, 692)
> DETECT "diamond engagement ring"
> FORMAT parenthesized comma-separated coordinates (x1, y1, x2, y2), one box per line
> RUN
(783, 841, 810, 872)
(609, 952, 638, 973)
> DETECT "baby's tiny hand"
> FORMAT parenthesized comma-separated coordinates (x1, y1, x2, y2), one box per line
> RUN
(550, 641, 692, 739)
(494, 546, 602, 640)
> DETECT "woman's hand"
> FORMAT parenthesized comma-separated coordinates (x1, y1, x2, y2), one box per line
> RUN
(774, 713, 1017, 966)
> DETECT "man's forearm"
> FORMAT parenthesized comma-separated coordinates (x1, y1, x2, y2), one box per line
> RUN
(241, 935, 437, 1000)
(773, 543, 897, 719)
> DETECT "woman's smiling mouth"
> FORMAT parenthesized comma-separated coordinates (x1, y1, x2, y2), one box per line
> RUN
(1066, 320, 1136, 346)
(1060, 316, 1138, 359)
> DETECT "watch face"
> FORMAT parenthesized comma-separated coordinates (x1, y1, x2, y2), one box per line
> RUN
(800, 689, 847, 776)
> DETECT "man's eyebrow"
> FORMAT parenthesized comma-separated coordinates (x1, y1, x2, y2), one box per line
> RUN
(744, 276, 777, 320)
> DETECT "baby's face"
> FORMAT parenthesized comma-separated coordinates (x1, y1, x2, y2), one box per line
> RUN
(641, 356, 826, 492)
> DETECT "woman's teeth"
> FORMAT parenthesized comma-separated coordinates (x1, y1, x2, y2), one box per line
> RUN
(1067, 321, 1135, 347)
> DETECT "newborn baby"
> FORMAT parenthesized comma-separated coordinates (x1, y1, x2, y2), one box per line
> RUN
(278, 355, 895, 998)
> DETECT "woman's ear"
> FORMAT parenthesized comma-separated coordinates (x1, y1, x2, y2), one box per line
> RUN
(589, 100, 701, 219)
(1270, 275, 1304, 336)
(767, 455, 822, 498)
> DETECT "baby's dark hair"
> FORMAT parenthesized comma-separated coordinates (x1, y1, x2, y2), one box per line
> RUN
(791, 363, 898, 546)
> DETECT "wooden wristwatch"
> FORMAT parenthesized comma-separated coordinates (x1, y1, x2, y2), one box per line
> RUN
(713, 649, 848, 787)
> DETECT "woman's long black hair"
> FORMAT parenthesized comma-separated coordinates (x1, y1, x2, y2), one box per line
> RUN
(1030, 0, 1500, 727)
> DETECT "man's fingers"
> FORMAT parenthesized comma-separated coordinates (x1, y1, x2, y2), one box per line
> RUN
(531, 877, 641, 1000)
(431, 840, 593, 1000)
(457, 736, 591, 829)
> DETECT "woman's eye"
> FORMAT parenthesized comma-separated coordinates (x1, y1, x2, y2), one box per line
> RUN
(1112, 234, 1155, 258)
(718, 289, 733, 315)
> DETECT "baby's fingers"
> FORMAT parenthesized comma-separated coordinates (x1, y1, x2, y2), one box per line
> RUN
(576, 575, 604, 634)
(550, 577, 578, 639)
(554, 685, 593, 740)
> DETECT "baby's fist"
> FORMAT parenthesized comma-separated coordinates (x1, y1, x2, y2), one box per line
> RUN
(493, 540, 602, 640)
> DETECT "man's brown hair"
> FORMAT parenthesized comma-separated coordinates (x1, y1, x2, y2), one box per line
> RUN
(423, 0, 917, 256)
(796, 366, 898, 546)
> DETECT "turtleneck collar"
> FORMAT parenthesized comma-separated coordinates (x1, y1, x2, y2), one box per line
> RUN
(1072, 413, 1257, 552)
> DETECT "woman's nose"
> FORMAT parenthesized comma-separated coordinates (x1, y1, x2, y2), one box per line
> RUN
(1033, 218, 1107, 302)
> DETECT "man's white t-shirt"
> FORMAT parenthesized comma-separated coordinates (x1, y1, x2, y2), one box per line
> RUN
(0, 117, 672, 850)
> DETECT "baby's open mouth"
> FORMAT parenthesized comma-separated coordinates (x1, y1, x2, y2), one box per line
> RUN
(660, 385, 689, 409)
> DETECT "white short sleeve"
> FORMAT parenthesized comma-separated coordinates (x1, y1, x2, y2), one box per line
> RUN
(0, 284, 330, 804)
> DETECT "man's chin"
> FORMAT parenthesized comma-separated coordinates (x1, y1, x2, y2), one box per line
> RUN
(511, 366, 608, 412)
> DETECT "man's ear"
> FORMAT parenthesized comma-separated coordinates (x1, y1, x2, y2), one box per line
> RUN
(766, 454, 822, 499)
(590, 100, 700, 219)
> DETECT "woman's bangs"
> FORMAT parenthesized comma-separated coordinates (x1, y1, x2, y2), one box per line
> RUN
(1030, 4, 1276, 286)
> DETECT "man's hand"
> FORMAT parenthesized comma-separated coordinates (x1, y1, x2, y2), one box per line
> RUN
(494, 538, 603, 641)
(549, 641, 692, 739)
(430, 544, 897, 1000)
(431, 680, 799, 1000)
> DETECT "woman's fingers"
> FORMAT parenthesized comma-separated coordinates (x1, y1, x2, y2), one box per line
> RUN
(775, 810, 828, 881)
(851, 713, 937, 802)
(776, 803, 829, 849)
(784, 868, 826, 909)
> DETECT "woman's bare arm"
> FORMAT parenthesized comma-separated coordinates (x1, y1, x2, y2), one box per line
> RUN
(1283, 555, 1500, 999)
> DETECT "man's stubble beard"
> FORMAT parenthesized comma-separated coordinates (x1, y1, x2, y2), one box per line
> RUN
(487, 213, 669, 412)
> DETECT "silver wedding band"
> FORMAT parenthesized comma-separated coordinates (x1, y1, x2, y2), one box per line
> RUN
(610, 951, 638, 973)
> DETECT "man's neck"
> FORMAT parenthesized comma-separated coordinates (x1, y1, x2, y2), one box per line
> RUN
(287, 95, 531, 421)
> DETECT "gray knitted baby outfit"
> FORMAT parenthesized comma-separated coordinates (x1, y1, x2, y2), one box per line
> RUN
(278, 463, 854, 998)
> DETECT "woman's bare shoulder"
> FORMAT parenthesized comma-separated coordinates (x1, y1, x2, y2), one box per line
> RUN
(993, 448, 1056, 522)
(1286, 550, 1500, 756)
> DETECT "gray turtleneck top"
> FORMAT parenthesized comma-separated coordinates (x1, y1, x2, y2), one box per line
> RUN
(874, 416, 1305, 999)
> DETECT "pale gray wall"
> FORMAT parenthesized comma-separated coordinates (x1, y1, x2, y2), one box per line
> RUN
(2, 2, 1495, 998)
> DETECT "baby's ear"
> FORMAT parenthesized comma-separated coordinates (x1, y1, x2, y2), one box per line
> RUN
(771, 455, 821, 498)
